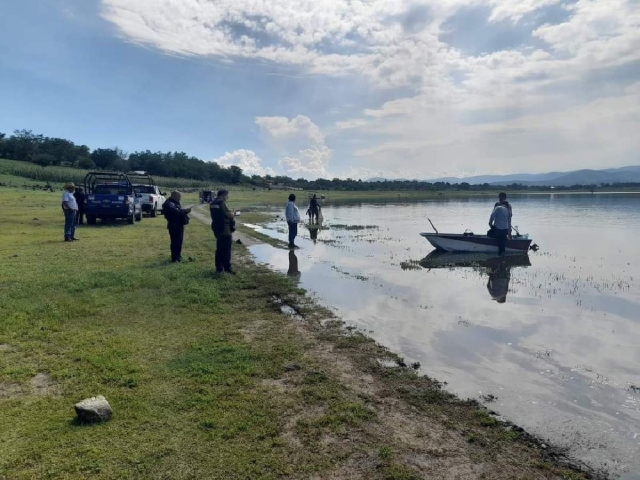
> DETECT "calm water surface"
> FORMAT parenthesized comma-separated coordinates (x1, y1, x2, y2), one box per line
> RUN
(248, 194, 640, 477)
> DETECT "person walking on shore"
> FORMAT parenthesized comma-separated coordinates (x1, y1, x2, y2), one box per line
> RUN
(62, 182, 79, 242)
(210, 189, 236, 274)
(162, 191, 191, 263)
(285, 194, 301, 249)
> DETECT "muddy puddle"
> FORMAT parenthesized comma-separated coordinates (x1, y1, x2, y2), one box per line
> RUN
(247, 193, 640, 478)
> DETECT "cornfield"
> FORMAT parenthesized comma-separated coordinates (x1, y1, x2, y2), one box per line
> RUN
(0, 158, 255, 191)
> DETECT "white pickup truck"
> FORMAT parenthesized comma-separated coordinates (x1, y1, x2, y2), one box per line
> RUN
(133, 184, 166, 217)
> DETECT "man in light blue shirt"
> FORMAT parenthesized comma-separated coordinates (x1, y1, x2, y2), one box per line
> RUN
(62, 182, 79, 242)
(285, 193, 301, 249)
(489, 192, 512, 255)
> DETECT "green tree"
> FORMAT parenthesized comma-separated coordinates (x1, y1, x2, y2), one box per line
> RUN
(90, 148, 121, 170)
(77, 157, 95, 169)
(229, 165, 243, 184)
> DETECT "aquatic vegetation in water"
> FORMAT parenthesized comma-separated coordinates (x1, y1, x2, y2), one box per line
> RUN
(330, 223, 379, 231)
(400, 260, 422, 271)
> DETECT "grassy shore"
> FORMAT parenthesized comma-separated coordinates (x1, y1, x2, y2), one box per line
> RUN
(0, 185, 598, 479)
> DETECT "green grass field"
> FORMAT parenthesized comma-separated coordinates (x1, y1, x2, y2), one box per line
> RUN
(0, 185, 592, 479)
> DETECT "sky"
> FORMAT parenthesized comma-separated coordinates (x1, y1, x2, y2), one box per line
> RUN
(0, 0, 639, 180)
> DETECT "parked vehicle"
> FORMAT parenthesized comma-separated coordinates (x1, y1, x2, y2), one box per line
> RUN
(84, 172, 143, 225)
(200, 190, 213, 203)
(127, 173, 166, 217)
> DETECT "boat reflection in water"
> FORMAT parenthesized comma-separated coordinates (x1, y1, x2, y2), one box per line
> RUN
(418, 252, 532, 304)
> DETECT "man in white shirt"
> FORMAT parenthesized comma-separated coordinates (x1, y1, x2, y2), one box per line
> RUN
(62, 182, 79, 242)
(285, 193, 301, 249)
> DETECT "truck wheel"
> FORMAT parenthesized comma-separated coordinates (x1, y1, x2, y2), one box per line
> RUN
(127, 213, 135, 224)
(87, 215, 96, 225)
(150, 205, 157, 217)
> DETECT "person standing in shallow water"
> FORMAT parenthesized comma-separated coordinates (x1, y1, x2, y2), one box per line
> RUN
(285, 193, 301, 249)
(309, 194, 320, 223)
(210, 189, 236, 274)
(162, 191, 191, 263)
(62, 182, 78, 242)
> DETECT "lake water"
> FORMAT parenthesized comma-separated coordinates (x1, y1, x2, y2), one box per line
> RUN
(247, 193, 640, 478)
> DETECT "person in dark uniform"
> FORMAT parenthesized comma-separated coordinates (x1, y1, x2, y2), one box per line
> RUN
(162, 191, 191, 263)
(73, 187, 86, 225)
(209, 189, 236, 274)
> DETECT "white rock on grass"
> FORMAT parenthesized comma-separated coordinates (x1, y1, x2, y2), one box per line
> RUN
(74, 395, 113, 423)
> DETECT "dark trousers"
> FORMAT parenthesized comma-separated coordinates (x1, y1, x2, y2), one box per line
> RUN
(75, 208, 84, 225)
(168, 225, 184, 261)
(64, 209, 76, 240)
(288, 222, 298, 246)
(215, 234, 233, 272)
(495, 228, 509, 255)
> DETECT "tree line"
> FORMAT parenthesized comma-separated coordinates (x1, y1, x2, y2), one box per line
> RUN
(2, 129, 639, 192)
(0, 130, 244, 185)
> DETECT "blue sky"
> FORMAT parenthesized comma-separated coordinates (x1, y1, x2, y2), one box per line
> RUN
(1, 0, 639, 179)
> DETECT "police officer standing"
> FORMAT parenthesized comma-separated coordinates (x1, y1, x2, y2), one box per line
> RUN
(162, 191, 191, 263)
(210, 189, 235, 274)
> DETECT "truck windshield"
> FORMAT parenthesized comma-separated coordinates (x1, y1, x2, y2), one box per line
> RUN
(133, 185, 156, 194)
(93, 184, 130, 195)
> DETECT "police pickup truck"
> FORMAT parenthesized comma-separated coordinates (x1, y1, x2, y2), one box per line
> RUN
(128, 173, 166, 217)
(84, 172, 143, 225)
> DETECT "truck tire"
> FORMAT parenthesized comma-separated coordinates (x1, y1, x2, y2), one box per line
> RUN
(150, 204, 157, 217)
(127, 213, 135, 224)
(87, 215, 97, 225)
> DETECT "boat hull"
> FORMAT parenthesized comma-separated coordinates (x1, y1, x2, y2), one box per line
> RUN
(420, 233, 531, 253)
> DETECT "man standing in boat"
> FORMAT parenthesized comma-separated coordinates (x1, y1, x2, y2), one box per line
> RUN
(495, 192, 512, 221)
(489, 192, 512, 255)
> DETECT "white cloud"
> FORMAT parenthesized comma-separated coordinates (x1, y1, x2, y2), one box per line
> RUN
(486, 0, 561, 23)
(256, 115, 325, 144)
(279, 145, 332, 178)
(213, 149, 275, 176)
(102, 0, 640, 178)
(256, 115, 332, 178)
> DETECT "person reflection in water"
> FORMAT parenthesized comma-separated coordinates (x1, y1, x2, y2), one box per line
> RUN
(308, 226, 318, 244)
(287, 250, 301, 279)
(487, 263, 511, 303)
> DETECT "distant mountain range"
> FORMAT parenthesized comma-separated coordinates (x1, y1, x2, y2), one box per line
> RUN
(367, 166, 640, 186)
